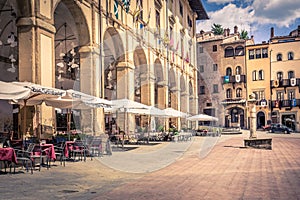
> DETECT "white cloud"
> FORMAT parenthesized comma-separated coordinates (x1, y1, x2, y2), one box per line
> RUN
(197, 3, 254, 34)
(207, 0, 234, 4)
(251, 0, 300, 27)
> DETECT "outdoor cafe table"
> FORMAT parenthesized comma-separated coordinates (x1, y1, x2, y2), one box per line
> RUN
(0, 147, 18, 172)
(34, 144, 56, 161)
(64, 141, 75, 158)
(0, 147, 18, 164)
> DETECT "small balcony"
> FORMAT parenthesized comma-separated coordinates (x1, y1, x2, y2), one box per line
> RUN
(222, 75, 246, 84)
(270, 78, 300, 88)
(270, 99, 300, 110)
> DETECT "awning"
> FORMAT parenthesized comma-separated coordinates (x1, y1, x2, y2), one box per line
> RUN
(221, 99, 246, 105)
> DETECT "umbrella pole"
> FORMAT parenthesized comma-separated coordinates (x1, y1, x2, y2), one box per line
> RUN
(67, 109, 71, 141)
(22, 100, 27, 142)
(122, 107, 126, 150)
(147, 116, 150, 144)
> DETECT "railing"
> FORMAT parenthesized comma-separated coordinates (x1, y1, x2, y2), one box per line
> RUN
(221, 75, 246, 84)
(270, 78, 300, 88)
(270, 99, 300, 109)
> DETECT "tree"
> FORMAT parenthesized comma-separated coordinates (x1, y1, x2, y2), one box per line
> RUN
(211, 23, 224, 35)
(240, 29, 249, 40)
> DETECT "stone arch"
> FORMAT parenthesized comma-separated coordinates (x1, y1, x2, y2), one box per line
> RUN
(103, 27, 125, 100)
(54, 0, 90, 47)
(225, 105, 245, 128)
(54, 1, 91, 90)
(188, 81, 194, 114)
(168, 69, 177, 108)
(154, 58, 164, 108)
(0, 0, 19, 82)
(257, 111, 266, 129)
(180, 75, 187, 113)
(133, 45, 148, 103)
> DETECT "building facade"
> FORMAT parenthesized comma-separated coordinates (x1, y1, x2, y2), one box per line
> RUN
(245, 42, 270, 129)
(269, 26, 300, 131)
(197, 26, 254, 128)
(0, 0, 208, 137)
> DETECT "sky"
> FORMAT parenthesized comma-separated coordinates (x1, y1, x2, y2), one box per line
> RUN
(196, 0, 300, 43)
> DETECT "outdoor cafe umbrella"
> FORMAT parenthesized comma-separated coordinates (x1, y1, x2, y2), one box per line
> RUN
(106, 99, 150, 148)
(187, 113, 219, 122)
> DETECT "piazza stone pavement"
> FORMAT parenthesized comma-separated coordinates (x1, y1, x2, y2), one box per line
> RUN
(1, 130, 300, 200)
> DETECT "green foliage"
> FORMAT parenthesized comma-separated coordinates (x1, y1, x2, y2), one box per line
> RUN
(240, 29, 249, 40)
(211, 23, 224, 35)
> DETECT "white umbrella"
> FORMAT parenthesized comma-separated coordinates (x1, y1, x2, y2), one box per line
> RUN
(0, 81, 31, 100)
(187, 114, 219, 122)
(163, 108, 188, 118)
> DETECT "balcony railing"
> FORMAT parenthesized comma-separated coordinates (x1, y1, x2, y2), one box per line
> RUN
(222, 75, 246, 84)
(270, 99, 300, 109)
(270, 78, 300, 88)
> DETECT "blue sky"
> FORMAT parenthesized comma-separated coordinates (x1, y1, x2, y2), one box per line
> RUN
(196, 0, 300, 43)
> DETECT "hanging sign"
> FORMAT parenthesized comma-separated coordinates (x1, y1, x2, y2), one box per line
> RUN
(224, 76, 229, 83)
(291, 78, 296, 86)
(235, 75, 241, 83)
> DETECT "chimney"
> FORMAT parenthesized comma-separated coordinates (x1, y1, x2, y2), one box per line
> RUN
(234, 26, 238, 34)
(270, 27, 274, 38)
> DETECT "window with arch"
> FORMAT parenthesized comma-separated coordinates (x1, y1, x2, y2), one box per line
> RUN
(226, 88, 232, 98)
(258, 70, 264, 80)
(277, 72, 283, 80)
(236, 88, 242, 98)
(235, 66, 242, 75)
(231, 109, 239, 123)
(225, 46, 234, 57)
(277, 53, 282, 61)
(226, 67, 232, 76)
(288, 71, 295, 79)
(288, 52, 294, 60)
(252, 70, 257, 81)
(235, 46, 244, 56)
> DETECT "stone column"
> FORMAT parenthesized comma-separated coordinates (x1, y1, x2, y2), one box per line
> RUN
(115, 62, 135, 133)
(248, 97, 257, 138)
(17, 17, 56, 138)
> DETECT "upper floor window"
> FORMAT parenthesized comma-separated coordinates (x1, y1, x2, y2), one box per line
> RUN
(199, 46, 203, 53)
(277, 53, 282, 61)
(187, 15, 192, 28)
(236, 88, 242, 98)
(276, 91, 284, 100)
(179, 1, 183, 16)
(226, 67, 232, 76)
(226, 88, 232, 98)
(199, 65, 204, 73)
(253, 90, 265, 100)
(213, 64, 218, 71)
(252, 70, 257, 81)
(136, 0, 143, 20)
(213, 45, 217, 52)
(277, 71, 283, 80)
(288, 90, 295, 100)
(255, 49, 261, 59)
(258, 70, 264, 80)
(236, 66, 242, 75)
(235, 46, 244, 56)
(262, 48, 268, 58)
(225, 46, 234, 57)
(288, 71, 294, 79)
(155, 9, 160, 30)
(199, 86, 205, 95)
(213, 84, 218, 93)
(249, 50, 254, 59)
(288, 52, 294, 60)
